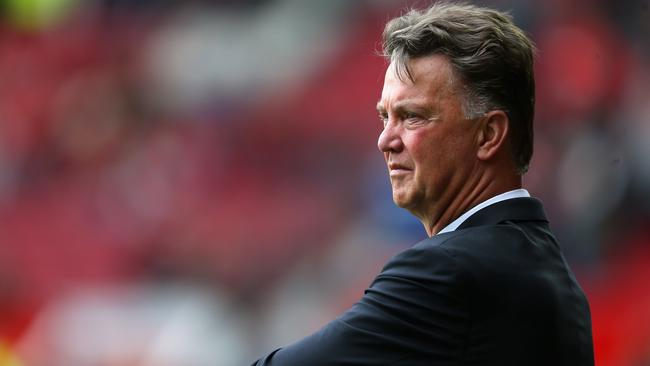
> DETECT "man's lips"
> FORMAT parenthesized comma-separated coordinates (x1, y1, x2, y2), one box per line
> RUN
(388, 163, 412, 175)
(388, 163, 411, 170)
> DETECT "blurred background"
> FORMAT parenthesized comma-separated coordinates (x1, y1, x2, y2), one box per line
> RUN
(0, 0, 648, 365)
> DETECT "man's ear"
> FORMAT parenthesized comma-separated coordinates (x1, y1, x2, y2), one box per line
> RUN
(476, 110, 509, 161)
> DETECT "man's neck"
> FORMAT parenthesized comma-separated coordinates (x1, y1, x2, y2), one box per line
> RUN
(422, 172, 522, 237)
(437, 188, 530, 235)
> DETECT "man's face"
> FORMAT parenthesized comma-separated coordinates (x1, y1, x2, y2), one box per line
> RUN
(377, 55, 478, 217)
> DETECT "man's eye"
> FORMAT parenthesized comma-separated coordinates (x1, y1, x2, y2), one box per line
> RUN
(404, 113, 423, 123)
(379, 114, 389, 125)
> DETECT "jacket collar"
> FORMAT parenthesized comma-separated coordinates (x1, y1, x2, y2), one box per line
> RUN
(456, 197, 548, 231)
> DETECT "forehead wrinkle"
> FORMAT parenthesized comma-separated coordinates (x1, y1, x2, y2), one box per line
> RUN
(380, 72, 427, 110)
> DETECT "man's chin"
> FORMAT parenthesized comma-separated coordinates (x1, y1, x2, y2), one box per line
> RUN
(392, 192, 413, 209)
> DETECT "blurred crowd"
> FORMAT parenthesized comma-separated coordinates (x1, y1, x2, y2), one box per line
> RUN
(0, 0, 648, 365)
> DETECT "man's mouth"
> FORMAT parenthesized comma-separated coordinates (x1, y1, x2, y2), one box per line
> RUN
(388, 163, 412, 175)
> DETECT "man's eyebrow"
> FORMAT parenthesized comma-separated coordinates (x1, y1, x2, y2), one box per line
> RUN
(377, 99, 433, 114)
(398, 99, 434, 110)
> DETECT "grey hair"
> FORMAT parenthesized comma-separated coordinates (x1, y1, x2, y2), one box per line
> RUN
(382, 2, 536, 174)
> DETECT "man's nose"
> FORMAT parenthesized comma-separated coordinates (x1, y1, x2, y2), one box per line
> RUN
(378, 122, 403, 153)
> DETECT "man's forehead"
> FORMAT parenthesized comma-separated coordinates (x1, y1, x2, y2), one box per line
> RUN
(386, 55, 454, 85)
(378, 55, 454, 109)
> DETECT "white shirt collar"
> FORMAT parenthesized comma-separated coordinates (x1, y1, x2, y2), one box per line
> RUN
(436, 189, 531, 235)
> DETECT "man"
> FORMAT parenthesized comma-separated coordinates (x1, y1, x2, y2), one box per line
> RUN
(252, 3, 594, 365)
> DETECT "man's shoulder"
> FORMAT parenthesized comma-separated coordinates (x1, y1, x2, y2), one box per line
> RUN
(384, 220, 557, 282)
(376, 230, 477, 286)
(413, 223, 535, 257)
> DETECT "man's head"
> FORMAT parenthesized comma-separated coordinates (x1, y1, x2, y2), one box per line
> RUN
(382, 2, 535, 174)
(376, 2, 536, 234)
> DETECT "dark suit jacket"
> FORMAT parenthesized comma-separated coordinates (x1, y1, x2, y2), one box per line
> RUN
(252, 198, 594, 365)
